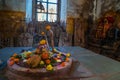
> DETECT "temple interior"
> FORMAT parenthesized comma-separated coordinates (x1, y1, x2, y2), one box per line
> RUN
(0, 0, 120, 80)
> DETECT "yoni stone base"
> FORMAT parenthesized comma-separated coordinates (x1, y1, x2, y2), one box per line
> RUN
(6, 59, 72, 80)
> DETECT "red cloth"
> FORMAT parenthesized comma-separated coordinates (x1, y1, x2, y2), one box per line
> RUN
(105, 17, 114, 23)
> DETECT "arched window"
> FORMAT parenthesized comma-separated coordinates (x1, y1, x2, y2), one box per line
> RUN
(35, 0, 60, 22)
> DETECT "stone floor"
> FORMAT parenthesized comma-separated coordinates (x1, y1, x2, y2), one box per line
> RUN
(86, 45, 120, 62)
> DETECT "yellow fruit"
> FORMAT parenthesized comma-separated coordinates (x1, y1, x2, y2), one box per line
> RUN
(39, 39, 46, 45)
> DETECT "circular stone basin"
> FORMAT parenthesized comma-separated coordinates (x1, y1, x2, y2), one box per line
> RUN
(7, 57, 72, 77)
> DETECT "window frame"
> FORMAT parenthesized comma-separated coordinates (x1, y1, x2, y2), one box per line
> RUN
(35, 0, 60, 22)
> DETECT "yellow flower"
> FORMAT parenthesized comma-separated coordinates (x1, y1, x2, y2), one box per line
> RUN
(66, 53, 71, 57)
(46, 64, 53, 71)
(41, 32, 45, 35)
(40, 61, 44, 65)
(40, 39, 46, 45)
(46, 25, 51, 30)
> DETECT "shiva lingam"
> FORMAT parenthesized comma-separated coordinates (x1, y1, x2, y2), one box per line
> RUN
(7, 25, 72, 78)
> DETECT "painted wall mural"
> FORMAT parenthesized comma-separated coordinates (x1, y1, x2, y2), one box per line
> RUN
(94, 0, 120, 19)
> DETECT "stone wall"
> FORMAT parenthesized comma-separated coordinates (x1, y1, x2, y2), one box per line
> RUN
(0, 0, 26, 12)
(65, 0, 94, 47)
(0, 0, 26, 48)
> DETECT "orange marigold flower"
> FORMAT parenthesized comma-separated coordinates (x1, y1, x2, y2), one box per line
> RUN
(14, 58, 19, 63)
(10, 57, 15, 61)
(65, 58, 69, 62)
(45, 59, 51, 64)
(41, 53, 49, 60)
(13, 53, 17, 57)
(9, 60, 15, 66)
(41, 32, 45, 35)
(46, 25, 51, 30)
(61, 62, 65, 67)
